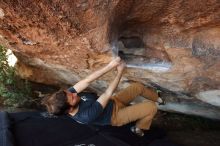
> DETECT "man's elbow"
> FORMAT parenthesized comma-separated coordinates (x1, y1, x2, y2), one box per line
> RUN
(83, 78, 92, 84)
(79, 78, 91, 86)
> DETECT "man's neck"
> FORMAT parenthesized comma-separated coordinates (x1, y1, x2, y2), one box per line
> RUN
(68, 106, 79, 116)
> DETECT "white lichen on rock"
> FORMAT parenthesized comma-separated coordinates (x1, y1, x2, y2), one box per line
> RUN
(0, 8, 4, 19)
(196, 90, 220, 107)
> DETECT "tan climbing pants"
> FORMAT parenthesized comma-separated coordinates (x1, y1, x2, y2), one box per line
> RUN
(111, 82, 158, 130)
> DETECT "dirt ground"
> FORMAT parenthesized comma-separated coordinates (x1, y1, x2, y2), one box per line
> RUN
(153, 111, 220, 146)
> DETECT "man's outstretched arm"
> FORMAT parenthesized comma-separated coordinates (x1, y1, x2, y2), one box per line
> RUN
(73, 57, 121, 93)
(97, 61, 126, 108)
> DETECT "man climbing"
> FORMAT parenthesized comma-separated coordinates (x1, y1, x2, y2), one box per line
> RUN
(42, 57, 165, 136)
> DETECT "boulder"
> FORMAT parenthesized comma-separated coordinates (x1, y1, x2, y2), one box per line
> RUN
(0, 0, 220, 119)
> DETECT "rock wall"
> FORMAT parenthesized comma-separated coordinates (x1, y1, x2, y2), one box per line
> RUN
(0, 0, 220, 119)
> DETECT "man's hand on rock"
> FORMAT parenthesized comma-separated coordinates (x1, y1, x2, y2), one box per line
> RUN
(108, 56, 121, 68)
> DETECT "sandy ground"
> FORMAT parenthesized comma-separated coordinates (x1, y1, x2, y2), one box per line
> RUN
(153, 111, 220, 146)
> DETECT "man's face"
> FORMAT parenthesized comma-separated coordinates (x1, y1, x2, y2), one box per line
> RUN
(66, 92, 80, 107)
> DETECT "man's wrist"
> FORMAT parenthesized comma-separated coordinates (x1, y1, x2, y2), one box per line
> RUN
(116, 71, 123, 78)
(117, 70, 124, 74)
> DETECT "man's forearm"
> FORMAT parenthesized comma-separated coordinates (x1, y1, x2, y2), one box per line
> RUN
(97, 71, 123, 108)
(73, 63, 115, 93)
(84, 63, 115, 83)
(105, 71, 123, 96)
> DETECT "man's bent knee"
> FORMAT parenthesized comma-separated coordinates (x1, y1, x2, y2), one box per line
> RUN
(142, 102, 157, 115)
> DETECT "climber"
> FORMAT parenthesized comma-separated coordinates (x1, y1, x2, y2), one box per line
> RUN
(42, 57, 165, 137)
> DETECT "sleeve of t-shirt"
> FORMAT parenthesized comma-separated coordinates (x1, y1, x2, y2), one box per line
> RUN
(67, 87, 77, 93)
(77, 101, 104, 124)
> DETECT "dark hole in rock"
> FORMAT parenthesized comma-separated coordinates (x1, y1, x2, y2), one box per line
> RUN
(119, 36, 145, 48)
(113, 36, 172, 72)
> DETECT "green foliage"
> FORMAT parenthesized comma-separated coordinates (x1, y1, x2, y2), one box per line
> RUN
(0, 45, 32, 107)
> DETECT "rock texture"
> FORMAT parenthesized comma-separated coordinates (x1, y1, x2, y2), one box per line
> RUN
(0, 0, 220, 119)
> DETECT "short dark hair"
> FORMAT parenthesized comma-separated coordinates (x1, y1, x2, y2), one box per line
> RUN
(41, 90, 71, 115)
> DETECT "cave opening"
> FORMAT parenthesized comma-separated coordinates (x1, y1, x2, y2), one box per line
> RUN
(108, 3, 172, 73)
(112, 35, 172, 72)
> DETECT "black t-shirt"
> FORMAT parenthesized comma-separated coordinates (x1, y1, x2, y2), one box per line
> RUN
(68, 87, 114, 125)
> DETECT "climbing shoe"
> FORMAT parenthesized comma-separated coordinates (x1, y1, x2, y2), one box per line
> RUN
(130, 126, 145, 137)
(157, 90, 166, 105)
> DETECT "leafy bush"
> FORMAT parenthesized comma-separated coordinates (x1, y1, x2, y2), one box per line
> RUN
(0, 45, 32, 107)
